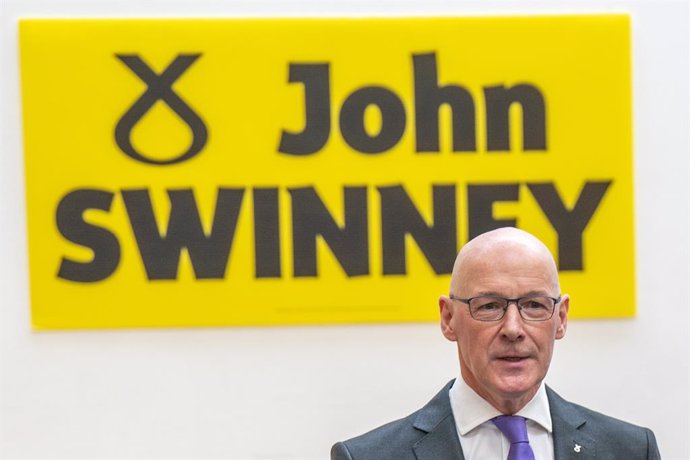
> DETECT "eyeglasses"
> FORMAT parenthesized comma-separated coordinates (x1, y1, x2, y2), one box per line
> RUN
(449, 295, 561, 322)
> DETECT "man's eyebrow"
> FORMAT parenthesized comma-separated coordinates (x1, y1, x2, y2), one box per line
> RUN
(473, 291, 500, 297)
(521, 290, 554, 297)
(471, 290, 552, 297)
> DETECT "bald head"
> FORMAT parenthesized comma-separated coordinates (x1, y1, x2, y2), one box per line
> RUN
(450, 228, 560, 296)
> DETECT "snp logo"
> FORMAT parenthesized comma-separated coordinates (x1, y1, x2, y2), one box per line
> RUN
(114, 54, 208, 165)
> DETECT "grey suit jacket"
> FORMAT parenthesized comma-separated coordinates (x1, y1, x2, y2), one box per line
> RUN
(331, 380, 660, 460)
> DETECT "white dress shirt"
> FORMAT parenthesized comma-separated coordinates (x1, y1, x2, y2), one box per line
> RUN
(449, 377, 555, 460)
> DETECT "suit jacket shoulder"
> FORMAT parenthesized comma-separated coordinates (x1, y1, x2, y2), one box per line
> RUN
(547, 386, 661, 460)
(331, 381, 464, 460)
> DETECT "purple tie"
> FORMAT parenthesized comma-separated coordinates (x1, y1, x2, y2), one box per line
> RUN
(492, 415, 536, 460)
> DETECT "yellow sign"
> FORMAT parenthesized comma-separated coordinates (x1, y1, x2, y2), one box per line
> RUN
(20, 16, 633, 329)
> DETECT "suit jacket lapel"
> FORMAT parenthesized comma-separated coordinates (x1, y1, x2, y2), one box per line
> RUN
(411, 380, 465, 460)
(412, 414, 465, 460)
(547, 386, 597, 460)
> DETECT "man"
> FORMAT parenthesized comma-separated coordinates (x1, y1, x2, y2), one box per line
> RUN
(331, 228, 660, 459)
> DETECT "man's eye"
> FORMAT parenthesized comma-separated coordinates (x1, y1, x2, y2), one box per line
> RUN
(477, 302, 501, 310)
(524, 300, 547, 310)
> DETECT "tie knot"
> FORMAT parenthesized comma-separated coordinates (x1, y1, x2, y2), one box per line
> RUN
(492, 415, 529, 444)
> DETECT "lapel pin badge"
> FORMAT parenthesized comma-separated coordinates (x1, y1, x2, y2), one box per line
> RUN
(574, 443, 582, 453)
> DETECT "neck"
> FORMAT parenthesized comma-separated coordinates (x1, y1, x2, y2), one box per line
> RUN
(461, 375, 540, 415)
(489, 394, 534, 415)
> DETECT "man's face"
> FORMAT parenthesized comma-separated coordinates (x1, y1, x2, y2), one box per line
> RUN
(439, 241, 569, 412)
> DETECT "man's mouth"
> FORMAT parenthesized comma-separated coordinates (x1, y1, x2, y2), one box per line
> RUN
(498, 356, 528, 362)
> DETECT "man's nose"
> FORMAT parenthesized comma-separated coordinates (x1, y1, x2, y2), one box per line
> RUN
(500, 302, 525, 340)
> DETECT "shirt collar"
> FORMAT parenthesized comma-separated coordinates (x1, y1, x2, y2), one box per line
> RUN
(449, 376, 553, 435)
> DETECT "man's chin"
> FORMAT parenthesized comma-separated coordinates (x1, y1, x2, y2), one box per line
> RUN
(492, 375, 541, 400)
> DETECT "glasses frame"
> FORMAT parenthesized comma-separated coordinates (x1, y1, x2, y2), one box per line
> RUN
(449, 294, 561, 322)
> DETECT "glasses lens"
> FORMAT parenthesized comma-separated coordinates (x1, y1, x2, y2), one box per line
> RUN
(469, 297, 508, 321)
(517, 297, 555, 320)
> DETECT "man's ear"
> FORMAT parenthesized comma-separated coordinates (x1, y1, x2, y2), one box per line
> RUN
(439, 295, 458, 342)
(555, 294, 569, 340)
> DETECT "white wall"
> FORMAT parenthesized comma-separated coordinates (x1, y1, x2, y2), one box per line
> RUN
(1, 1, 688, 459)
